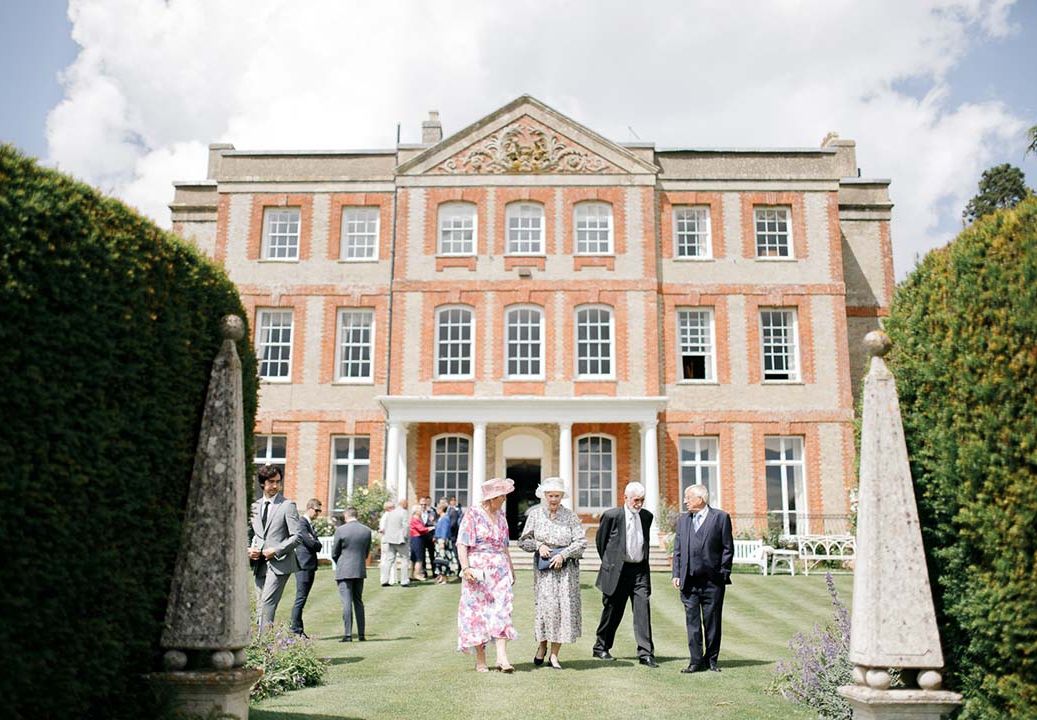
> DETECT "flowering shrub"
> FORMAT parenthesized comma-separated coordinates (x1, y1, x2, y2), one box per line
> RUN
(245, 624, 328, 703)
(310, 513, 335, 537)
(771, 574, 852, 720)
(337, 485, 393, 530)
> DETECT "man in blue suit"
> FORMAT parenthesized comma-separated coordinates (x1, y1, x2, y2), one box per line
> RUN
(671, 483, 733, 673)
(290, 498, 324, 637)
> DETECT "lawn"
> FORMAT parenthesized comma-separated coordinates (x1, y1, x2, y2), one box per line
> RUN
(250, 568, 850, 720)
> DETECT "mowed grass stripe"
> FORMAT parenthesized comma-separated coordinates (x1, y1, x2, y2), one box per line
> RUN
(252, 569, 849, 720)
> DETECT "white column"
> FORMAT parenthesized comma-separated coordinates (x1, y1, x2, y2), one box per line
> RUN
(641, 419, 660, 545)
(397, 423, 409, 502)
(471, 422, 487, 506)
(559, 422, 573, 509)
(385, 422, 401, 501)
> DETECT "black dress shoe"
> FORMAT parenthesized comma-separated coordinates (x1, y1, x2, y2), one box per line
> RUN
(533, 653, 545, 667)
(358, 636, 366, 641)
(638, 656, 659, 668)
(592, 650, 616, 661)
(340, 636, 352, 642)
(680, 663, 704, 674)
(709, 662, 721, 672)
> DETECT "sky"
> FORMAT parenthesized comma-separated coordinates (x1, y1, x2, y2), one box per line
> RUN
(2, 0, 1035, 280)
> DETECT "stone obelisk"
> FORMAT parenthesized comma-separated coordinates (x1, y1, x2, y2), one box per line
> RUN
(838, 331, 961, 719)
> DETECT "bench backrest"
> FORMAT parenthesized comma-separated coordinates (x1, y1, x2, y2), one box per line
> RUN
(797, 534, 855, 559)
(733, 539, 763, 561)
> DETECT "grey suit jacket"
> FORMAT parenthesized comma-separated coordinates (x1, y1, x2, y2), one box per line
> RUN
(332, 520, 373, 580)
(381, 507, 408, 545)
(250, 493, 301, 576)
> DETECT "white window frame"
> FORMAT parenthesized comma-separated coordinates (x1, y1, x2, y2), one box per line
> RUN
(340, 206, 379, 261)
(330, 436, 371, 511)
(504, 305, 544, 380)
(673, 205, 712, 259)
(261, 207, 301, 261)
(435, 305, 475, 379)
(677, 308, 716, 383)
(759, 308, 800, 383)
(764, 436, 808, 536)
(575, 433, 616, 511)
(574, 305, 615, 380)
(437, 202, 477, 256)
(253, 434, 287, 500)
(432, 434, 471, 506)
(334, 308, 375, 383)
(754, 206, 793, 259)
(505, 201, 545, 255)
(574, 201, 613, 255)
(256, 309, 293, 382)
(678, 436, 720, 506)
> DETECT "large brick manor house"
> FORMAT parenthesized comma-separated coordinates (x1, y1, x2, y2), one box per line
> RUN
(170, 96, 893, 541)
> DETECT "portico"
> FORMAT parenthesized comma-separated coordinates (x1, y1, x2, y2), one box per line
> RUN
(378, 396, 667, 542)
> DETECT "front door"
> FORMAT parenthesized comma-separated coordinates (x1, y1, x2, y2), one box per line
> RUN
(505, 459, 541, 540)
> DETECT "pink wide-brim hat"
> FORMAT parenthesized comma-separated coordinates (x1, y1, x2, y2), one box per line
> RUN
(481, 477, 515, 501)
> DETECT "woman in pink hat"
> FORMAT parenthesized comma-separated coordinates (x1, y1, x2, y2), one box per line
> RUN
(456, 477, 518, 672)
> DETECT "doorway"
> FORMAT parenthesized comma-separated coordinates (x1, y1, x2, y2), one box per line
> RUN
(505, 459, 541, 540)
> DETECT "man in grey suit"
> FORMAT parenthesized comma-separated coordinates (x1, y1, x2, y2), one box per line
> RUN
(290, 498, 324, 637)
(592, 481, 657, 667)
(672, 483, 734, 673)
(331, 506, 373, 642)
(379, 497, 410, 586)
(248, 465, 301, 634)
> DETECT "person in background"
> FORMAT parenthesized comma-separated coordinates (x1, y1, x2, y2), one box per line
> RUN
(248, 465, 300, 634)
(432, 499, 453, 584)
(419, 495, 437, 577)
(517, 477, 586, 670)
(409, 506, 431, 581)
(456, 478, 517, 673)
(290, 498, 323, 637)
(447, 495, 462, 576)
(380, 498, 410, 587)
(331, 507, 373, 642)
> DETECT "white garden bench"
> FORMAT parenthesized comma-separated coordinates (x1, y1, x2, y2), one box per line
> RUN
(797, 534, 855, 575)
(318, 536, 336, 569)
(732, 539, 769, 575)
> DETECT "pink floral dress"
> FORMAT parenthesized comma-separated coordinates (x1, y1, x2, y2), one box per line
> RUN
(456, 508, 517, 652)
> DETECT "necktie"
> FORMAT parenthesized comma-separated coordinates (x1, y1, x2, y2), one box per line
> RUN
(627, 511, 641, 560)
(262, 500, 269, 529)
(693, 512, 703, 532)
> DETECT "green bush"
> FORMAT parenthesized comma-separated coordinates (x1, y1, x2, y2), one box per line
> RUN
(338, 484, 393, 530)
(0, 145, 258, 719)
(885, 196, 1037, 719)
(245, 624, 328, 703)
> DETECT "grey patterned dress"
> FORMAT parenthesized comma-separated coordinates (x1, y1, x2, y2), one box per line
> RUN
(517, 504, 587, 644)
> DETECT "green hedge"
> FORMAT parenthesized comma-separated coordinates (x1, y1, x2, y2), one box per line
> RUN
(885, 196, 1037, 719)
(0, 145, 258, 719)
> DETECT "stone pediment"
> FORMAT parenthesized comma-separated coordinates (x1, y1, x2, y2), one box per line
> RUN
(396, 95, 657, 177)
(432, 116, 619, 175)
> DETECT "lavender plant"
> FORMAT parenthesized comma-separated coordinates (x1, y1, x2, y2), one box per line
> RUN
(771, 573, 853, 720)
(245, 623, 329, 703)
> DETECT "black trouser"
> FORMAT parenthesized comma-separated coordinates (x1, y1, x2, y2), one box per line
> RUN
(680, 575, 725, 668)
(336, 578, 365, 639)
(289, 568, 315, 633)
(422, 534, 436, 575)
(593, 562, 654, 658)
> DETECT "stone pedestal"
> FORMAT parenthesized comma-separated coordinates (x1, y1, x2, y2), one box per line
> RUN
(840, 686, 963, 720)
(147, 668, 262, 720)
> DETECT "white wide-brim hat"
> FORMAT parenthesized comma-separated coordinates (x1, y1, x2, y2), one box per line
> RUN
(535, 476, 567, 499)
(481, 477, 515, 501)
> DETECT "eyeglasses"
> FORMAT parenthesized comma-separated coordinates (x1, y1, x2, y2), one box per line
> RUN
(314, 508, 323, 514)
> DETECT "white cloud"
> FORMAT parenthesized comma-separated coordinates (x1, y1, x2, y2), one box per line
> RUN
(48, 0, 1028, 277)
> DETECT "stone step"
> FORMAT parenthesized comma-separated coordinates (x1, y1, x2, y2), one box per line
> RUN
(507, 543, 671, 572)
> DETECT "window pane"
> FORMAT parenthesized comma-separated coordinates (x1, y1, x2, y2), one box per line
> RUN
(674, 206, 711, 258)
(438, 203, 476, 255)
(506, 307, 543, 377)
(761, 309, 798, 381)
(337, 309, 374, 380)
(342, 206, 378, 259)
(678, 309, 714, 381)
(506, 202, 544, 254)
(433, 435, 470, 506)
(436, 307, 473, 377)
(257, 310, 293, 379)
(575, 202, 612, 254)
(262, 208, 301, 260)
(576, 307, 612, 377)
(576, 435, 613, 508)
(754, 207, 791, 258)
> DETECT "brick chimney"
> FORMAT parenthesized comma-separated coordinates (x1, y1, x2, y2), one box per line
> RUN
(422, 111, 443, 145)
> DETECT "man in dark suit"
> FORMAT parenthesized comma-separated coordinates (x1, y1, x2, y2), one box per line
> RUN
(248, 465, 300, 633)
(592, 481, 657, 667)
(331, 506, 373, 642)
(672, 483, 734, 673)
(290, 498, 324, 637)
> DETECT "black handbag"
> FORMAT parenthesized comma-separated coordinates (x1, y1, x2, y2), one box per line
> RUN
(536, 547, 565, 572)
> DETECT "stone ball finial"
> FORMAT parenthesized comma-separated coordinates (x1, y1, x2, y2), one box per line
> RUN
(864, 330, 892, 357)
(221, 315, 244, 341)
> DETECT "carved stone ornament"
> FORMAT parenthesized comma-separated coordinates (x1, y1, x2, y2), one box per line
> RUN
(434, 118, 617, 175)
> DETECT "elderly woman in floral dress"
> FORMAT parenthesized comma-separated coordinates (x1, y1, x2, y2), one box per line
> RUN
(517, 476, 586, 670)
(456, 477, 518, 673)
